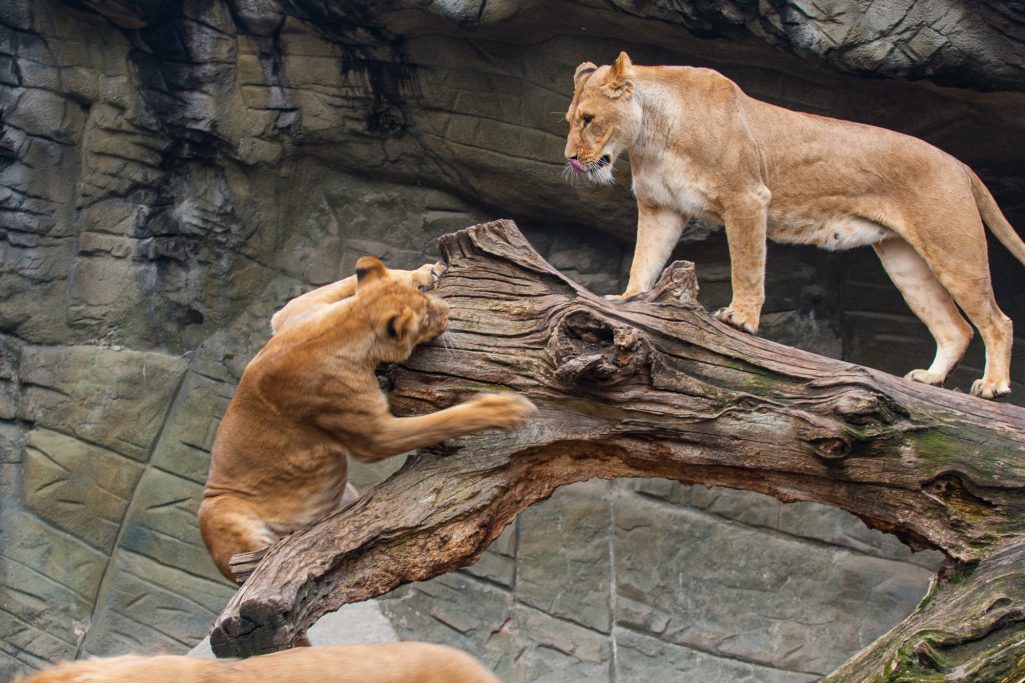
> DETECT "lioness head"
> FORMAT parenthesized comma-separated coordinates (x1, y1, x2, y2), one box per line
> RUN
(355, 256, 450, 362)
(564, 51, 641, 185)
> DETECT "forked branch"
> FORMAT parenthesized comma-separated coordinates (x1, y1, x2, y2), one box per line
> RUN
(211, 220, 1025, 681)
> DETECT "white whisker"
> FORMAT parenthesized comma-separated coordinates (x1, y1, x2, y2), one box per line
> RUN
(562, 164, 584, 186)
(437, 330, 454, 355)
(589, 162, 616, 186)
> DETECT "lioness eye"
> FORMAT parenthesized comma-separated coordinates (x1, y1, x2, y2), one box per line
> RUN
(582, 114, 594, 126)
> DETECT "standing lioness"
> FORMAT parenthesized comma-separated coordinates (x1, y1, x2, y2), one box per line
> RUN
(200, 257, 536, 581)
(565, 52, 1025, 398)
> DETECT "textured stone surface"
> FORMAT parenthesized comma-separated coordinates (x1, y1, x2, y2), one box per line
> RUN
(379, 480, 941, 682)
(607, 0, 1025, 91)
(516, 480, 612, 633)
(1, 0, 1023, 681)
(614, 489, 936, 675)
(23, 429, 142, 551)
(615, 628, 811, 683)
(19, 346, 186, 461)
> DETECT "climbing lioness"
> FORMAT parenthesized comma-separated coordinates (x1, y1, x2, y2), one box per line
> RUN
(199, 257, 536, 581)
(565, 52, 1025, 398)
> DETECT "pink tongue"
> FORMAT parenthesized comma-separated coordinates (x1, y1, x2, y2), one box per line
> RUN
(569, 158, 587, 173)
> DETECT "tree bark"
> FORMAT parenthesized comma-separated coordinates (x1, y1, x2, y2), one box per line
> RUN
(210, 220, 1025, 681)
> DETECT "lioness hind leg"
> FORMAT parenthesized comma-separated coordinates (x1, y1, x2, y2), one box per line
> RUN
(198, 496, 279, 583)
(932, 271, 1012, 399)
(905, 230, 1013, 399)
(873, 238, 973, 387)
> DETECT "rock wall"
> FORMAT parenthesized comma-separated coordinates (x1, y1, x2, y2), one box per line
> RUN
(2, 1, 1024, 680)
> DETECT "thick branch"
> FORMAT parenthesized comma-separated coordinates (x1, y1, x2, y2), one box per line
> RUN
(210, 220, 1025, 680)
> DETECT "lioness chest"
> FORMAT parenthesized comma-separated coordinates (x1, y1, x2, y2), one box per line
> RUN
(632, 164, 893, 250)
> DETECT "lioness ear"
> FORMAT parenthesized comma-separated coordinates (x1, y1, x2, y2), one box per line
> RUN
(385, 308, 417, 341)
(573, 61, 598, 88)
(601, 51, 634, 100)
(355, 256, 388, 287)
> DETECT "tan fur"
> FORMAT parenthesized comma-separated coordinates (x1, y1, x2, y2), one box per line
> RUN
(15, 642, 502, 683)
(565, 52, 1025, 399)
(199, 257, 536, 581)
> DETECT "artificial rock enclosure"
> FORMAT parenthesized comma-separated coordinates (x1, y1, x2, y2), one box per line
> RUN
(2, 1, 1024, 682)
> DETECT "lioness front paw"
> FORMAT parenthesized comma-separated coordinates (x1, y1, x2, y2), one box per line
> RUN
(409, 261, 447, 290)
(971, 378, 1011, 399)
(713, 307, 759, 335)
(604, 290, 641, 302)
(468, 392, 537, 429)
(904, 369, 944, 386)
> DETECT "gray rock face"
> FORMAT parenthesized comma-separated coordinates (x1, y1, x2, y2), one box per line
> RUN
(379, 480, 940, 682)
(1, 0, 1021, 681)
(608, 0, 1025, 91)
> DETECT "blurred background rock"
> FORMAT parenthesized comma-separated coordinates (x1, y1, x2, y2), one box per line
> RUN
(2, 1, 1023, 680)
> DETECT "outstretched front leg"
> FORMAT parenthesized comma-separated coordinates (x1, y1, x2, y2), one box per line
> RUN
(609, 205, 686, 300)
(271, 260, 446, 334)
(320, 392, 538, 463)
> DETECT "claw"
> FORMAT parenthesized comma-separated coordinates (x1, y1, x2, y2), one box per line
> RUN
(713, 307, 758, 335)
(604, 290, 642, 302)
(904, 369, 943, 386)
(971, 379, 1011, 399)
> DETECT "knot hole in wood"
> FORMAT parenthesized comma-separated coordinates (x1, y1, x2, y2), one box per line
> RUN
(546, 307, 653, 385)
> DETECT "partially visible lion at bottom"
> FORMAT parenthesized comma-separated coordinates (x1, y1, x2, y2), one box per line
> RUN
(15, 642, 501, 683)
(564, 51, 1025, 399)
(199, 256, 536, 582)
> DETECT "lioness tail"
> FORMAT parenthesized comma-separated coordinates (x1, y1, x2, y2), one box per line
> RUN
(967, 165, 1025, 266)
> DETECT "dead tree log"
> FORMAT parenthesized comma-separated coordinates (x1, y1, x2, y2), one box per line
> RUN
(210, 219, 1025, 681)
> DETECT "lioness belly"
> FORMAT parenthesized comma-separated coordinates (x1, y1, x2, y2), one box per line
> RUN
(768, 213, 892, 251)
(262, 449, 350, 535)
(265, 487, 344, 537)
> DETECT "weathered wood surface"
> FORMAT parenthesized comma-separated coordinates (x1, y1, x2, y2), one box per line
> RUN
(210, 219, 1025, 681)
